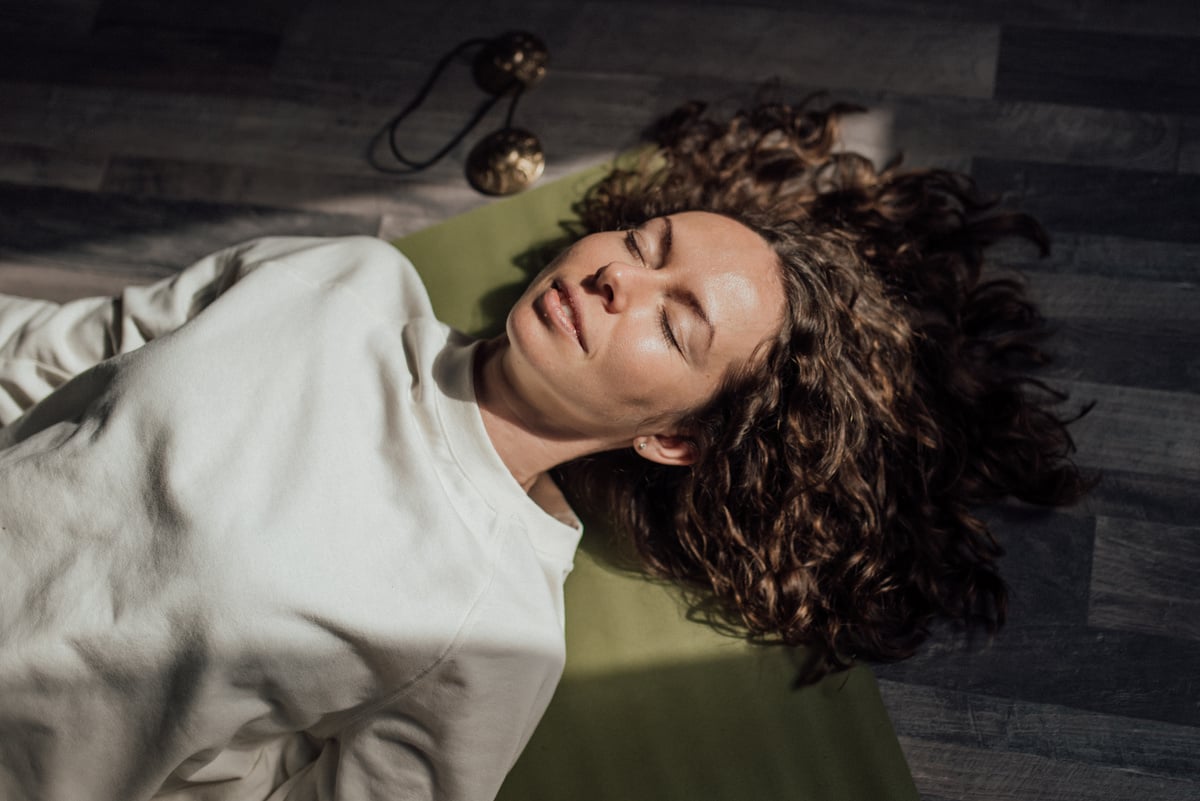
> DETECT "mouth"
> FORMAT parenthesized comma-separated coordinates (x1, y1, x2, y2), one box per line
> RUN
(546, 279, 586, 351)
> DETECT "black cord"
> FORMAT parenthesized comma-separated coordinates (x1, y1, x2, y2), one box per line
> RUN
(368, 37, 526, 175)
(502, 86, 523, 130)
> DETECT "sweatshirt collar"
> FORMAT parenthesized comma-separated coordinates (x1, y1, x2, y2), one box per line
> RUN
(431, 328, 582, 566)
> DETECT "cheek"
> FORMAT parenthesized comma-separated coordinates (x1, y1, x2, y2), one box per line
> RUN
(606, 320, 671, 374)
(604, 328, 709, 410)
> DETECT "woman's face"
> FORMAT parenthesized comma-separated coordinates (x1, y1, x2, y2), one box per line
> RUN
(500, 210, 785, 453)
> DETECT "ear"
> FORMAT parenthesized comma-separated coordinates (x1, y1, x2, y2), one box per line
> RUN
(635, 434, 698, 466)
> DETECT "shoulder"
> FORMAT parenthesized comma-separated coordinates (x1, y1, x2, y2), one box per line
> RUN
(231, 236, 435, 322)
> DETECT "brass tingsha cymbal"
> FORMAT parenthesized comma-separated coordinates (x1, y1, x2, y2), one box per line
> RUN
(374, 31, 550, 194)
(465, 127, 546, 196)
(472, 31, 549, 95)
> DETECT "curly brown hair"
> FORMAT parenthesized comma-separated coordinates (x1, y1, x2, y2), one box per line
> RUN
(557, 97, 1092, 681)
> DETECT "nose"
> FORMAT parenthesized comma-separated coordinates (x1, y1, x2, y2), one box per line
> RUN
(593, 262, 646, 313)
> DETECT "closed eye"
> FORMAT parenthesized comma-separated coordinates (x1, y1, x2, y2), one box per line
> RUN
(624, 229, 645, 264)
(660, 308, 682, 353)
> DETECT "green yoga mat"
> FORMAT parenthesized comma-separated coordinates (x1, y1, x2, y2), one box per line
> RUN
(394, 169, 917, 801)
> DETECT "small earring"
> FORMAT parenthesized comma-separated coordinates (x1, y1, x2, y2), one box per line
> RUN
(637, 441, 647, 451)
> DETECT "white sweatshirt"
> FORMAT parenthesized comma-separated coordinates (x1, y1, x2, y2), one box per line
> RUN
(0, 237, 582, 801)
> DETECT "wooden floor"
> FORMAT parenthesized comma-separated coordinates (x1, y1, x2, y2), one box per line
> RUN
(1, 1, 1197, 799)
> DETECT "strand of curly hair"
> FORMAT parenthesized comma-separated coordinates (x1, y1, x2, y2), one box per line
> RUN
(556, 97, 1093, 683)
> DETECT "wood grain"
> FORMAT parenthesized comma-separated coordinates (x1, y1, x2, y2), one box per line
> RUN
(0, 142, 107, 190)
(705, 0, 1200, 38)
(1027, 272, 1199, 324)
(0, 183, 379, 284)
(896, 737, 1199, 801)
(557, 3, 1000, 98)
(980, 506, 1096, 625)
(879, 681, 1200, 779)
(1179, 115, 1200, 174)
(886, 97, 1180, 172)
(1058, 379, 1200, 480)
(996, 232, 1200, 283)
(1027, 272, 1200, 391)
(1081, 469, 1200, 528)
(1090, 516, 1200, 641)
(996, 25, 1200, 114)
(875, 623, 1200, 726)
(972, 158, 1200, 243)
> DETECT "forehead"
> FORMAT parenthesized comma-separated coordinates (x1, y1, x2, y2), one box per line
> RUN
(667, 211, 777, 274)
(666, 210, 785, 355)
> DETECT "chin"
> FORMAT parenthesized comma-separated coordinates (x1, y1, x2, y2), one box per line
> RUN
(504, 302, 554, 377)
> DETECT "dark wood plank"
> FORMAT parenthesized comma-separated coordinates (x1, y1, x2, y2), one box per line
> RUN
(0, 0, 302, 91)
(0, 142, 107, 191)
(1028, 272, 1199, 323)
(76, 25, 279, 93)
(546, 76, 1180, 176)
(1038, 323, 1200, 394)
(1179, 115, 1200, 174)
(1060, 379, 1200, 481)
(268, 58, 1181, 183)
(443, 68, 664, 161)
(875, 623, 1200, 727)
(978, 506, 1096, 625)
(1089, 517, 1200, 642)
(0, 183, 379, 286)
(0, 81, 248, 161)
(269, 48, 441, 105)
(973, 158, 1200, 243)
(93, 0, 298, 35)
(280, 0, 579, 67)
(703, 0, 1200, 37)
(99, 156, 490, 232)
(1025, 272, 1200, 392)
(882, 96, 1179, 172)
(0, 82, 395, 177)
(1080, 469, 1200, 529)
(0, 256, 167, 301)
(0, 24, 279, 93)
(896, 737, 1199, 801)
(870, 511, 1200, 724)
(996, 25, 1200, 114)
(555, 4, 1000, 98)
(879, 681, 1200, 781)
(995, 232, 1200, 283)
(0, 0, 102, 40)
(761, 90, 1180, 172)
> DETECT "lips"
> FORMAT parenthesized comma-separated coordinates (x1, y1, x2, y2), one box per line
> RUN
(546, 280, 586, 351)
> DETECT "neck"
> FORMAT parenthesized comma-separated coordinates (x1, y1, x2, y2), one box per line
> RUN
(473, 336, 607, 491)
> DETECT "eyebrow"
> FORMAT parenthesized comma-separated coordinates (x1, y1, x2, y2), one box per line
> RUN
(660, 215, 674, 268)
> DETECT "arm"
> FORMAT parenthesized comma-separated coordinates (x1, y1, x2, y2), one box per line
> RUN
(0, 293, 114, 423)
(0, 236, 395, 425)
(0, 241, 253, 424)
(267, 639, 563, 801)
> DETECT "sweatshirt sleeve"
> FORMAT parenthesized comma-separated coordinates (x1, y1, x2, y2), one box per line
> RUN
(0, 236, 411, 425)
(0, 240, 255, 424)
(269, 643, 562, 801)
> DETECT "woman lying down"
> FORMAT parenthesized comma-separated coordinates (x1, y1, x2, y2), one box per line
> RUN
(0, 99, 1089, 801)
